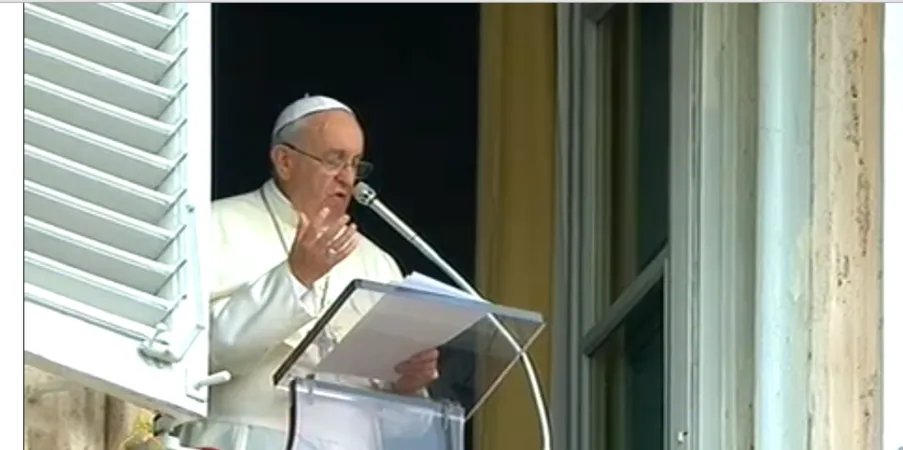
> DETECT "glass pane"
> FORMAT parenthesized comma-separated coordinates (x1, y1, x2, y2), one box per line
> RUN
(595, 3, 632, 305)
(634, 3, 671, 274)
(591, 278, 665, 450)
(589, 3, 671, 450)
(597, 3, 672, 308)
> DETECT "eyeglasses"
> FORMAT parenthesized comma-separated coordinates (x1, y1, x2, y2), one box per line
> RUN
(279, 142, 374, 180)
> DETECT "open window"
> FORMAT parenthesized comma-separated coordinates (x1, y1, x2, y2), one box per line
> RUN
(555, 3, 672, 449)
(23, 3, 212, 420)
(579, 5, 671, 449)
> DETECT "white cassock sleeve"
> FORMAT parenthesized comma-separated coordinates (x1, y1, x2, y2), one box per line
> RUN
(209, 259, 321, 374)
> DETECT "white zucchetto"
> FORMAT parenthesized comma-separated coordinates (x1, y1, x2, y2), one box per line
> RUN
(271, 94, 354, 141)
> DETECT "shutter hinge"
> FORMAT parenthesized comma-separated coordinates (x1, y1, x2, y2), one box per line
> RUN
(138, 323, 175, 363)
(138, 322, 204, 364)
(138, 295, 204, 364)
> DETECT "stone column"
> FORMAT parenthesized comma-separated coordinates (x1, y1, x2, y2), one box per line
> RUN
(809, 4, 883, 449)
(755, 4, 883, 449)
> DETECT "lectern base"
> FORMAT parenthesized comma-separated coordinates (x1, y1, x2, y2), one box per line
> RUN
(174, 378, 466, 450)
(287, 377, 466, 450)
(176, 420, 286, 450)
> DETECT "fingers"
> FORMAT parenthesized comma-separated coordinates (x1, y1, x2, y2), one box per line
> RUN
(288, 207, 359, 287)
(396, 357, 438, 371)
(330, 223, 358, 251)
(409, 348, 440, 362)
(392, 349, 441, 395)
(300, 207, 333, 243)
(328, 239, 357, 264)
(294, 212, 310, 241)
(394, 349, 440, 373)
(317, 215, 351, 246)
(395, 363, 440, 386)
(315, 205, 331, 225)
(396, 364, 439, 382)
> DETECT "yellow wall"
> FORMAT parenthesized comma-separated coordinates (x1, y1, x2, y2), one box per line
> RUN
(474, 4, 557, 450)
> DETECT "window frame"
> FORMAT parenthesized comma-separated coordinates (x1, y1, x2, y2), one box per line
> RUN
(553, 4, 679, 450)
(669, 5, 762, 449)
(555, 4, 760, 450)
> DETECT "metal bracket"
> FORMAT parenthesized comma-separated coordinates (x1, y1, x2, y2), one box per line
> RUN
(138, 323, 202, 364)
(439, 399, 464, 450)
(138, 323, 174, 363)
(440, 399, 454, 430)
(185, 370, 231, 402)
(138, 323, 203, 365)
(137, 294, 204, 365)
(301, 375, 317, 405)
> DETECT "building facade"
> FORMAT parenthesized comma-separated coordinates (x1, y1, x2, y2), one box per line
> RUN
(24, 3, 899, 450)
(478, 3, 897, 450)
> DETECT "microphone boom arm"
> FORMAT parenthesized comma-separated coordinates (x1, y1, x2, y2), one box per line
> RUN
(353, 182, 553, 450)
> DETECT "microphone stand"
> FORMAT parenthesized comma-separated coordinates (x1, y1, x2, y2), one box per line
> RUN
(354, 182, 552, 450)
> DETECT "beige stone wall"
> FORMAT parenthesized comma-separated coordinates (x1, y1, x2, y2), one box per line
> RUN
(24, 367, 151, 450)
(25, 367, 105, 450)
(810, 3, 884, 449)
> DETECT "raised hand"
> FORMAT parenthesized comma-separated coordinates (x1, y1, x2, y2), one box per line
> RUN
(288, 206, 358, 287)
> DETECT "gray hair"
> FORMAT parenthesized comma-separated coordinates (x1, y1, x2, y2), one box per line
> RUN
(270, 115, 312, 148)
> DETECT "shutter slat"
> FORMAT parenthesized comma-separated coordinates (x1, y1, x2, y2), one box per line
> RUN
(25, 39, 177, 118)
(25, 284, 154, 340)
(24, 110, 176, 188)
(24, 4, 175, 83)
(25, 145, 175, 224)
(132, 3, 166, 15)
(25, 251, 170, 327)
(36, 3, 176, 50)
(25, 181, 175, 259)
(24, 3, 211, 418)
(24, 217, 177, 295)
(25, 74, 177, 153)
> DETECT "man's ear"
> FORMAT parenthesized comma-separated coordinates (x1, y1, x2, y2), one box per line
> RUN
(270, 145, 292, 180)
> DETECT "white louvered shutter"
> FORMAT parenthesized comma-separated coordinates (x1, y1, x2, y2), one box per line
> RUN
(24, 3, 213, 420)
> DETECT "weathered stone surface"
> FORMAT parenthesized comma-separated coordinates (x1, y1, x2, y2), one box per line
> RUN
(810, 3, 884, 449)
(24, 367, 152, 450)
(24, 367, 105, 450)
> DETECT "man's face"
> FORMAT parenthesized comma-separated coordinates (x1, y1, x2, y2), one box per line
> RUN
(271, 110, 365, 221)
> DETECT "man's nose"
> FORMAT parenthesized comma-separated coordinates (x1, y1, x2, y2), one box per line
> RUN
(335, 164, 355, 185)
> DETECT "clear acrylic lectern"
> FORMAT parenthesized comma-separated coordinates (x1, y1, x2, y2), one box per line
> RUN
(272, 278, 546, 450)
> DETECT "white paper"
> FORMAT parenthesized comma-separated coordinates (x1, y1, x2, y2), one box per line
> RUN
(396, 272, 483, 301)
(314, 273, 490, 382)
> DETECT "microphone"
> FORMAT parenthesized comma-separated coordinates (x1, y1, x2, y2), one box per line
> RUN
(353, 182, 553, 450)
(353, 182, 473, 294)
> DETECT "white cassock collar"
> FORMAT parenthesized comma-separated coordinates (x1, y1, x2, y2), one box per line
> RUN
(261, 179, 300, 228)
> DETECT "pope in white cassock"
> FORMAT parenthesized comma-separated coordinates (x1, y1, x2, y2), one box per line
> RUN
(177, 95, 440, 450)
